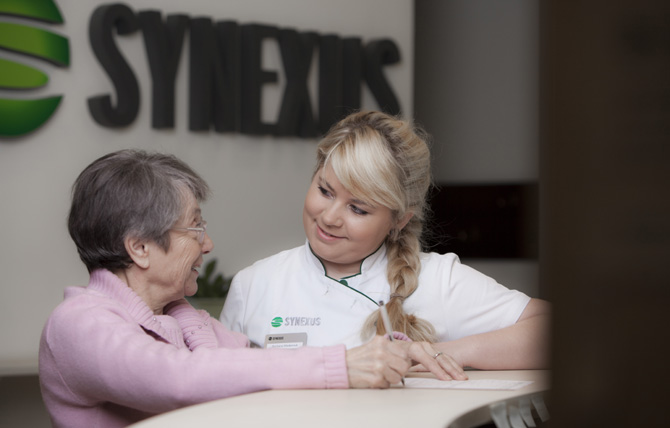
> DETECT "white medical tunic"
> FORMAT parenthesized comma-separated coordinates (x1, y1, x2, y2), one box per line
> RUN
(220, 242, 531, 349)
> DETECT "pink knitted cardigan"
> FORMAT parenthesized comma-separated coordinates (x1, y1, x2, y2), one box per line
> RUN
(39, 269, 348, 428)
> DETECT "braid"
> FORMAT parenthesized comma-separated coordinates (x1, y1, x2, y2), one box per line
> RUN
(361, 218, 436, 343)
(318, 110, 437, 343)
(386, 221, 436, 342)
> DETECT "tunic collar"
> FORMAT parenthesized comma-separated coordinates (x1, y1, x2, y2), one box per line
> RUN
(305, 239, 387, 279)
(303, 240, 390, 308)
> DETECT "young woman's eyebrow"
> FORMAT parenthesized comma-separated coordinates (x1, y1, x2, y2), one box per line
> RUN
(318, 177, 333, 191)
(350, 197, 372, 208)
(319, 176, 373, 209)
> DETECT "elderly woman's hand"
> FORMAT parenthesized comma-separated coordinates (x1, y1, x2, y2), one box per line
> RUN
(345, 335, 411, 388)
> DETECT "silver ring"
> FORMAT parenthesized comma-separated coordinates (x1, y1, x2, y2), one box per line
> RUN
(433, 351, 443, 359)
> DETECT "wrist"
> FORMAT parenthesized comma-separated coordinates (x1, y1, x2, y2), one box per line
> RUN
(434, 342, 467, 368)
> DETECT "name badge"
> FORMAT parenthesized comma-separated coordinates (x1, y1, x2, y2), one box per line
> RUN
(264, 332, 308, 349)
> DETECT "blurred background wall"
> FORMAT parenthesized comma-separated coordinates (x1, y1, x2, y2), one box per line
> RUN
(415, 0, 540, 300)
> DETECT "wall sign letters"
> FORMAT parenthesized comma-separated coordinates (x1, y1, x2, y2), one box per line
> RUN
(88, 3, 402, 137)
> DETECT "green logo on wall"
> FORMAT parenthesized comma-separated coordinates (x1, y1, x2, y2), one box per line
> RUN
(0, 0, 69, 137)
(271, 317, 283, 328)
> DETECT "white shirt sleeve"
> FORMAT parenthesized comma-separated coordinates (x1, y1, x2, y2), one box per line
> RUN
(409, 253, 531, 342)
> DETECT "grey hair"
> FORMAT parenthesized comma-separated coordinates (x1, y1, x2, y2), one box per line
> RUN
(68, 149, 210, 273)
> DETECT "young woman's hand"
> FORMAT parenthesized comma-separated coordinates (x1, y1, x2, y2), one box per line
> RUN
(345, 335, 411, 388)
(402, 341, 468, 381)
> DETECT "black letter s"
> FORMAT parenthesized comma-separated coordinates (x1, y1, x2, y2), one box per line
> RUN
(88, 3, 140, 127)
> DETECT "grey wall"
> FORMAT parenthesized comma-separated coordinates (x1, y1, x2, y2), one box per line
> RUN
(414, 0, 540, 297)
(415, 0, 538, 183)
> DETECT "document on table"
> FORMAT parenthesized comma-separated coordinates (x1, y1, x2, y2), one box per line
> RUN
(401, 378, 534, 390)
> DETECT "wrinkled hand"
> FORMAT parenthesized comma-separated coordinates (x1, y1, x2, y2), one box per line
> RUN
(403, 341, 468, 381)
(345, 335, 411, 388)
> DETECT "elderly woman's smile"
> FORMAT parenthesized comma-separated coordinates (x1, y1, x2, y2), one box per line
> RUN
(147, 191, 214, 309)
(109, 189, 214, 316)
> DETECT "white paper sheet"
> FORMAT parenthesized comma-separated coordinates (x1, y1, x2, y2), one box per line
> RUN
(402, 378, 534, 390)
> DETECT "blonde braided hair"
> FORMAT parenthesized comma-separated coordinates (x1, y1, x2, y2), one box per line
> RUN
(315, 110, 436, 342)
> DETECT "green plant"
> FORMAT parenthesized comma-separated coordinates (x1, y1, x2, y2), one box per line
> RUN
(194, 259, 232, 298)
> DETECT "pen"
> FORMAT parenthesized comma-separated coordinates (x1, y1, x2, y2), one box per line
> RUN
(378, 300, 405, 386)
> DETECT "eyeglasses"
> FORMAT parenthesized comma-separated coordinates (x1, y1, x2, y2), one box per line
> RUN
(171, 220, 208, 244)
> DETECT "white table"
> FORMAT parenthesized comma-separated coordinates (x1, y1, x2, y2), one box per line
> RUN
(131, 370, 550, 428)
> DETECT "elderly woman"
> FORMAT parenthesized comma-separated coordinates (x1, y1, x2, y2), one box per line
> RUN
(39, 150, 445, 428)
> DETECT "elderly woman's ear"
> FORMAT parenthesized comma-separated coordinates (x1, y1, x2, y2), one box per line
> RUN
(124, 236, 151, 269)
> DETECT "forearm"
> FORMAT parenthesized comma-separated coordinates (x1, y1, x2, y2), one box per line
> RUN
(436, 299, 551, 370)
(437, 316, 550, 370)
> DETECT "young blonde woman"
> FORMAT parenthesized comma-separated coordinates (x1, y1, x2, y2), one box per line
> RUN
(221, 111, 550, 380)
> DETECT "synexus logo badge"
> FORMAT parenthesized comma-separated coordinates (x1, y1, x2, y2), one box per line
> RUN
(0, 0, 69, 137)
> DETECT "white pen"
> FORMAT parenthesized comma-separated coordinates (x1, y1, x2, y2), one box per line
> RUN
(378, 300, 405, 386)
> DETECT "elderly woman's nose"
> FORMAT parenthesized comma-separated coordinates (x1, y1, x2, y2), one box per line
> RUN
(202, 232, 214, 253)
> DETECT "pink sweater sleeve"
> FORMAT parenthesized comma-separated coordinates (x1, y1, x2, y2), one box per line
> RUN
(164, 299, 250, 349)
(392, 331, 412, 342)
(40, 296, 349, 418)
(164, 299, 218, 350)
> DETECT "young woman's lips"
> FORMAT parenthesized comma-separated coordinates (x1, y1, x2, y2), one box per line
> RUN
(316, 225, 342, 241)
